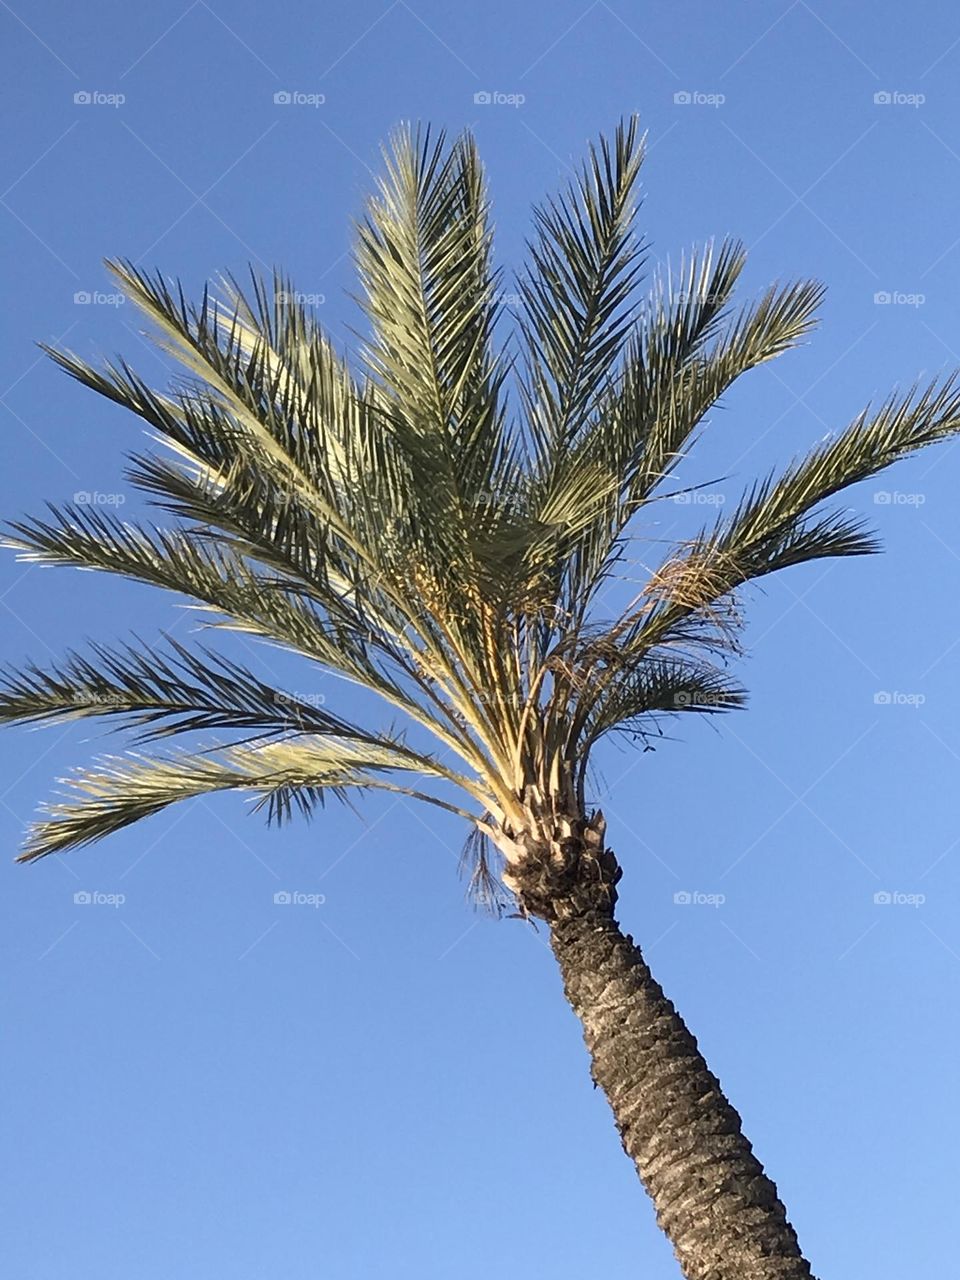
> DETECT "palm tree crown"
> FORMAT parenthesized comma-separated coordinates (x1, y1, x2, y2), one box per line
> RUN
(5, 118, 959, 919)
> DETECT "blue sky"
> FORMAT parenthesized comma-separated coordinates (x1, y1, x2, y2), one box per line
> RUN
(2, 1, 959, 1275)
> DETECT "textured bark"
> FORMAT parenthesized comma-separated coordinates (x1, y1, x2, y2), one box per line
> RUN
(544, 844, 816, 1280)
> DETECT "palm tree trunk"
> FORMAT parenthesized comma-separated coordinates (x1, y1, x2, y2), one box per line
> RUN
(549, 907, 816, 1280)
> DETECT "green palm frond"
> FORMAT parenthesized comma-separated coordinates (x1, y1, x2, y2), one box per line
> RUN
(533, 266, 825, 624)
(6, 116, 960, 878)
(20, 736, 476, 861)
(576, 656, 748, 758)
(3, 503, 368, 673)
(622, 374, 960, 662)
(354, 125, 526, 610)
(715, 373, 960, 560)
(509, 241, 823, 652)
(0, 634, 362, 740)
(352, 124, 529, 760)
(519, 116, 646, 460)
(356, 126, 508, 476)
(102, 259, 342, 490)
(43, 296, 406, 602)
(0, 504, 509, 800)
(624, 273, 825, 505)
(516, 240, 743, 619)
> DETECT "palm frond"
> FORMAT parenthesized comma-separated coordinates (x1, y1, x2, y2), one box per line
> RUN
(546, 271, 824, 620)
(615, 374, 960, 671)
(576, 655, 748, 756)
(354, 124, 525, 594)
(0, 634, 362, 740)
(520, 116, 646, 461)
(683, 376, 957, 595)
(511, 241, 823, 648)
(0, 504, 510, 796)
(625, 275, 825, 505)
(2, 503, 366, 671)
(19, 735, 481, 861)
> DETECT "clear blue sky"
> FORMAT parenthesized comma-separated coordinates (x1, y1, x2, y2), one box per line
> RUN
(2, 2, 959, 1276)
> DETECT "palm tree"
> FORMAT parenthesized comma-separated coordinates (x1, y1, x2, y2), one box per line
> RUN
(3, 118, 958, 1280)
